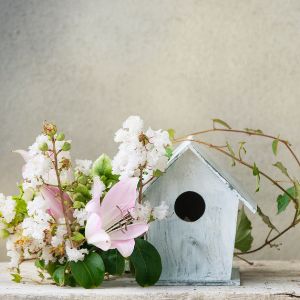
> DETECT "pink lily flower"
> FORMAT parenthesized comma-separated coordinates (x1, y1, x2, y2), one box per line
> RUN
(40, 185, 73, 221)
(85, 177, 148, 257)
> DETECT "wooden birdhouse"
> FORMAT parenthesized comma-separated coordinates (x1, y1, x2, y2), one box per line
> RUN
(144, 141, 256, 285)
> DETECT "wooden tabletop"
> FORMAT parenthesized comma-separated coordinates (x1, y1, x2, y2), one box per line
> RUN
(0, 260, 300, 299)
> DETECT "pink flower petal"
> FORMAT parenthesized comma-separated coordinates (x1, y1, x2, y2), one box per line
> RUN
(14, 150, 30, 162)
(85, 213, 111, 250)
(111, 239, 135, 257)
(40, 185, 73, 220)
(99, 177, 139, 228)
(109, 223, 148, 241)
(85, 177, 105, 215)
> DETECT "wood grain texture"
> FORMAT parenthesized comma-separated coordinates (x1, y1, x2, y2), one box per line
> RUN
(1, 261, 300, 299)
(145, 148, 240, 282)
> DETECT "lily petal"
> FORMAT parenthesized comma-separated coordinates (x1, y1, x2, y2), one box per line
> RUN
(99, 177, 139, 228)
(110, 239, 135, 257)
(85, 213, 111, 250)
(109, 223, 148, 241)
(86, 177, 105, 215)
(14, 150, 30, 162)
(40, 185, 73, 220)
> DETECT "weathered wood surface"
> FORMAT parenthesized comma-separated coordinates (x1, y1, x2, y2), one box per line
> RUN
(1, 260, 300, 299)
(145, 148, 239, 282)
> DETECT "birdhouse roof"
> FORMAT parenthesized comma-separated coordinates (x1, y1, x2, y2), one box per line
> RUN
(144, 140, 257, 213)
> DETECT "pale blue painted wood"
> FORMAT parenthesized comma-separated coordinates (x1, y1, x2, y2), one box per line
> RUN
(145, 148, 240, 283)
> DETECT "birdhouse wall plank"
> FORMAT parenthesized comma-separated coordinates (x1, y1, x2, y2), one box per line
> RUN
(145, 149, 239, 283)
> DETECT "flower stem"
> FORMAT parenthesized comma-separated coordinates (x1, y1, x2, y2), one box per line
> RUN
(175, 128, 300, 168)
(51, 137, 74, 247)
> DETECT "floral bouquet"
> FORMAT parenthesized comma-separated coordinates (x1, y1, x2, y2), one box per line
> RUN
(0, 116, 171, 288)
(2, 115, 299, 287)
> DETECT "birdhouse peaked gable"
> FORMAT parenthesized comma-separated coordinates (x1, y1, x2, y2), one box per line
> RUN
(144, 140, 257, 213)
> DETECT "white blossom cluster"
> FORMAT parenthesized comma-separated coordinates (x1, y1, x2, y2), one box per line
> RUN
(112, 116, 171, 181)
(17, 134, 73, 191)
(1, 131, 92, 269)
(0, 193, 16, 224)
(131, 201, 169, 222)
(75, 159, 92, 175)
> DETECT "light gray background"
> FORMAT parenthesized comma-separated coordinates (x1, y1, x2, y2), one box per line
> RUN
(0, 0, 299, 261)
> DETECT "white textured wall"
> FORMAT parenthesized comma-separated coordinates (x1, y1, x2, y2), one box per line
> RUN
(0, 0, 299, 261)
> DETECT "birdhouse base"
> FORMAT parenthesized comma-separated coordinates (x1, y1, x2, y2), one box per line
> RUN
(155, 268, 240, 286)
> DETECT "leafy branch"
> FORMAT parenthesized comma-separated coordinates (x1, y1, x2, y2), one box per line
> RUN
(174, 119, 300, 260)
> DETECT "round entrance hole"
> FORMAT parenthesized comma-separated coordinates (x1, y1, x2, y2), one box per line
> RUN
(174, 191, 206, 222)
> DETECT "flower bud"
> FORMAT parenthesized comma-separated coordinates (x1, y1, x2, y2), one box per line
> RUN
(78, 175, 87, 185)
(0, 229, 10, 239)
(138, 133, 149, 146)
(56, 132, 65, 141)
(74, 193, 85, 203)
(60, 158, 71, 170)
(61, 142, 71, 151)
(39, 142, 48, 151)
(43, 122, 57, 136)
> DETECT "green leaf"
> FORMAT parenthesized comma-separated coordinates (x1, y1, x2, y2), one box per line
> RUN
(257, 206, 279, 232)
(35, 259, 45, 270)
(167, 129, 175, 141)
(100, 249, 125, 276)
(92, 154, 113, 178)
(253, 163, 260, 192)
(235, 207, 253, 252)
(277, 186, 296, 214)
(11, 273, 22, 283)
(165, 147, 173, 159)
(226, 142, 236, 166)
(62, 142, 71, 151)
(272, 137, 279, 156)
(238, 141, 247, 159)
(53, 266, 66, 286)
(212, 118, 231, 129)
(70, 252, 105, 289)
(244, 128, 263, 134)
(273, 161, 290, 179)
(0, 229, 10, 239)
(129, 238, 162, 287)
(153, 169, 163, 177)
(75, 184, 92, 200)
(45, 261, 61, 276)
(73, 200, 85, 209)
(11, 196, 27, 226)
(71, 232, 85, 242)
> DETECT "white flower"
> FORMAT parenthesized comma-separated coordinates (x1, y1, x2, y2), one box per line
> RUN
(131, 201, 152, 221)
(153, 202, 169, 220)
(112, 116, 171, 181)
(22, 217, 50, 240)
(0, 195, 16, 223)
(23, 239, 43, 260)
(123, 116, 144, 133)
(22, 154, 52, 182)
(22, 188, 34, 202)
(75, 159, 92, 175)
(51, 221, 67, 247)
(28, 134, 50, 156)
(73, 209, 88, 226)
(66, 245, 88, 262)
(154, 156, 168, 172)
(40, 246, 56, 264)
(6, 235, 21, 268)
(27, 195, 47, 217)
